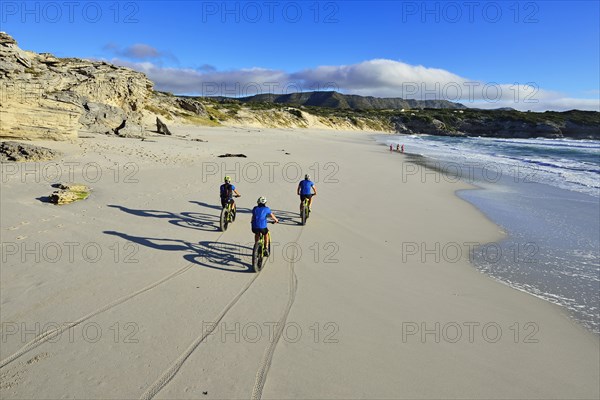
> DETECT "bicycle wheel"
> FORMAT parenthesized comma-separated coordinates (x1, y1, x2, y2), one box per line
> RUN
(219, 207, 229, 231)
(252, 241, 263, 272)
(300, 203, 307, 225)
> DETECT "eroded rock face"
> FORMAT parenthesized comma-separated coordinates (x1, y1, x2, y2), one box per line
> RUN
(177, 98, 206, 115)
(0, 141, 61, 162)
(0, 32, 153, 140)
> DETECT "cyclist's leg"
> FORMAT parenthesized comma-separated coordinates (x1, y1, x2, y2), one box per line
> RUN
(230, 199, 236, 219)
(307, 194, 313, 210)
(264, 230, 270, 256)
(221, 198, 227, 208)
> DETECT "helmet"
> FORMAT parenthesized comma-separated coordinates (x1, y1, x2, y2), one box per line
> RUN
(257, 196, 267, 205)
(224, 176, 231, 183)
(305, 174, 310, 180)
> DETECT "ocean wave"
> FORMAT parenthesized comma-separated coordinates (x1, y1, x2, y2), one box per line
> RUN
(380, 135, 600, 198)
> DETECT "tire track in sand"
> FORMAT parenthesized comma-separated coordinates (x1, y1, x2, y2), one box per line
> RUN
(0, 231, 226, 370)
(139, 270, 261, 400)
(140, 228, 303, 400)
(250, 229, 301, 400)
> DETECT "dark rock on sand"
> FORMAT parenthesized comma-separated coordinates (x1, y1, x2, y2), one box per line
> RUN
(0, 141, 60, 162)
(156, 117, 172, 135)
(218, 153, 247, 158)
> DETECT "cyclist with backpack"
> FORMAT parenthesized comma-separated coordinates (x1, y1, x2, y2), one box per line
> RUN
(220, 176, 241, 215)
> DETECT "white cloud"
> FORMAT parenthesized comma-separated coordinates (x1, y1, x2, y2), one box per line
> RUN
(123, 44, 160, 59)
(103, 43, 178, 63)
(290, 59, 467, 92)
(107, 58, 599, 111)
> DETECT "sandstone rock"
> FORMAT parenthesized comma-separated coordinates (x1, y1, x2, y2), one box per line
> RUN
(156, 117, 172, 135)
(58, 183, 88, 192)
(177, 98, 206, 115)
(79, 102, 128, 134)
(0, 32, 153, 141)
(0, 141, 60, 162)
(114, 120, 145, 137)
(50, 189, 88, 205)
(49, 183, 90, 205)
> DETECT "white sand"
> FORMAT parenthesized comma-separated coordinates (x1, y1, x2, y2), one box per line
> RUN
(1, 126, 598, 399)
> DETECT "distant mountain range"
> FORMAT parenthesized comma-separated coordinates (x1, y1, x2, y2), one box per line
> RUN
(211, 91, 468, 110)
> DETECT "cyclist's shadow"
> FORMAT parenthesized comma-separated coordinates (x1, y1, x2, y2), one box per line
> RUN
(189, 200, 223, 212)
(271, 208, 302, 226)
(104, 230, 254, 273)
(190, 200, 253, 216)
(108, 204, 220, 232)
(189, 201, 300, 226)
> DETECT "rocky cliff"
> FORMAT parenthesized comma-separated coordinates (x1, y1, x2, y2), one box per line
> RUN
(0, 32, 153, 140)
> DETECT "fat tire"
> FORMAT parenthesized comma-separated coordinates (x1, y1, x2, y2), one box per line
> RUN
(252, 241, 263, 272)
(219, 208, 229, 232)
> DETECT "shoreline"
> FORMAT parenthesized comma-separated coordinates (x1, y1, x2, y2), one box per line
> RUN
(1, 127, 598, 399)
(383, 136, 599, 335)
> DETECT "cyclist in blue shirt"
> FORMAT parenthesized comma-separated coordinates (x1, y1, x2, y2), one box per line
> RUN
(297, 174, 317, 213)
(251, 196, 278, 255)
(220, 176, 241, 214)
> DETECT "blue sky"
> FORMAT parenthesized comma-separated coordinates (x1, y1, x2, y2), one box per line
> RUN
(3, 0, 599, 110)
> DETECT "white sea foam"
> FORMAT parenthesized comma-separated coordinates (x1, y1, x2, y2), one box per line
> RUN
(381, 135, 600, 197)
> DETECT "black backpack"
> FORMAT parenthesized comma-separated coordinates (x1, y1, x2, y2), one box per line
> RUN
(221, 183, 233, 199)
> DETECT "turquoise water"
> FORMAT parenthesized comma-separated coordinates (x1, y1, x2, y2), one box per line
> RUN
(380, 135, 600, 333)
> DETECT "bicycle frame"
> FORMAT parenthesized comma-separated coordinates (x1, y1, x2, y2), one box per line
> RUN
(252, 230, 271, 272)
(303, 197, 310, 209)
(300, 197, 310, 225)
(257, 231, 270, 250)
(226, 200, 234, 220)
(219, 198, 236, 231)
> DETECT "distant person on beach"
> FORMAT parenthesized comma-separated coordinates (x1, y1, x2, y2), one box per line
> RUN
(220, 176, 240, 209)
(396, 144, 400, 152)
(389, 144, 393, 152)
(401, 144, 404, 153)
(297, 174, 317, 213)
(251, 196, 278, 255)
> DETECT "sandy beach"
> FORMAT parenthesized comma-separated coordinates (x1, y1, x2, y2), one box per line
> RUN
(1, 127, 598, 399)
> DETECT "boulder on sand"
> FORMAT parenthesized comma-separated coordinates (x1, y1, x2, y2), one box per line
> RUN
(156, 117, 172, 135)
(0, 141, 60, 162)
(49, 183, 91, 205)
